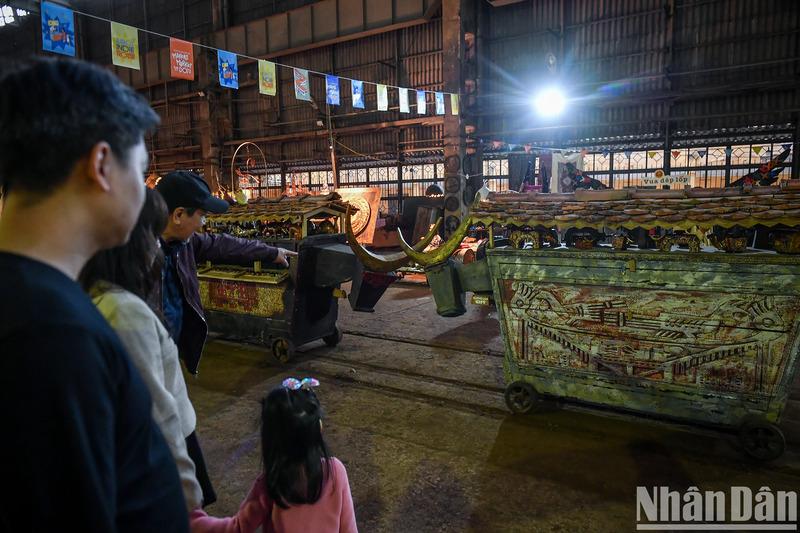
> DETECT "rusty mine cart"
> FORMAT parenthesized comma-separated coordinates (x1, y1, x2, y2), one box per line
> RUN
(372, 181, 800, 461)
(198, 192, 407, 362)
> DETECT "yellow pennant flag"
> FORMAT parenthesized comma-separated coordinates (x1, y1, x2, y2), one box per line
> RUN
(753, 146, 763, 155)
(450, 94, 459, 115)
(648, 151, 657, 159)
(111, 22, 140, 70)
(258, 60, 276, 96)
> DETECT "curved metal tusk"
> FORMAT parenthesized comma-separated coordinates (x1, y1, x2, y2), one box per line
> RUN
(396, 215, 472, 267)
(345, 205, 441, 273)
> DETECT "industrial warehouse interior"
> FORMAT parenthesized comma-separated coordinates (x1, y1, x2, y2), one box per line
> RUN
(1, 0, 800, 531)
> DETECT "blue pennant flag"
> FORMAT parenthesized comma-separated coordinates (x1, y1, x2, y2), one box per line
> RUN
(698, 150, 707, 158)
(351, 80, 364, 109)
(416, 90, 426, 114)
(399, 88, 410, 113)
(326, 75, 340, 105)
(435, 92, 445, 115)
(217, 50, 238, 89)
(41, 2, 75, 56)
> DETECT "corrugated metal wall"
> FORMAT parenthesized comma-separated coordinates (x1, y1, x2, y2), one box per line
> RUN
(2, 0, 797, 178)
(481, 0, 798, 149)
(220, 17, 444, 171)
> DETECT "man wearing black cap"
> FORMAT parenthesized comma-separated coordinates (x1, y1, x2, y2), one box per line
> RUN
(155, 169, 297, 507)
(155, 169, 297, 378)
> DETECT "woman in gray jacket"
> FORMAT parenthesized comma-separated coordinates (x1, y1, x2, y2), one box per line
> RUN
(80, 187, 205, 512)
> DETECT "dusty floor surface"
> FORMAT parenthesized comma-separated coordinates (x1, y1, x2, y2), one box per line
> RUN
(186, 278, 800, 532)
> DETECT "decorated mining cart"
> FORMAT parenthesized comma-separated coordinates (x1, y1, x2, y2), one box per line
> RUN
(353, 180, 800, 460)
(199, 192, 430, 362)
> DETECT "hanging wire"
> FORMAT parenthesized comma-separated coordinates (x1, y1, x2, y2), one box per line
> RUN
(38, 0, 459, 97)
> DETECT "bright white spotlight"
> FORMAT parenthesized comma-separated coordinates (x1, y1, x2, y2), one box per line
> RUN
(534, 87, 566, 117)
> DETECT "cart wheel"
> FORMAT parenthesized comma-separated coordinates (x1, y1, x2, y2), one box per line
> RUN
(738, 420, 785, 461)
(271, 337, 295, 363)
(323, 323, 343, 347)
(504, 381, 538, 414)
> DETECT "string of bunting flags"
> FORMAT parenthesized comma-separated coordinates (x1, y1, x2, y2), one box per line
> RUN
(39, 0, 460, 116)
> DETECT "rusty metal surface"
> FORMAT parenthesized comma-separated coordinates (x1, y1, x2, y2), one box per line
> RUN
(488, 247, 800, 427)
(471, 180, 800, 234)
(199, 276, 287, 318)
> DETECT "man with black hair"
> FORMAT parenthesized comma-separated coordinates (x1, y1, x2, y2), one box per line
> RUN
(0, 57, 189, 532)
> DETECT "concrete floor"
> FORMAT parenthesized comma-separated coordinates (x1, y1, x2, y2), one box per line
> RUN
(186, 276, 800, 532)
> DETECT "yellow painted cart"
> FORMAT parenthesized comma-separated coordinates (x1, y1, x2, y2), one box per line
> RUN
(200, 193, 398, 362)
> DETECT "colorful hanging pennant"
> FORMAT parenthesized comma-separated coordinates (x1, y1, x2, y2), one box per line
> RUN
(258, 60, 276, 96)
(377, 84, 388, 111)
(753, 146, 763, 155)
(435, 92, 445, 115)
(602, 150, 610, 157)
(783, 143, 792, 152)
(671, 150, 681, 159)
(698, 150, 707, 158)
(217, 50, 238, 88)
(493, 141, 501, 149)
(624, 150, 632, 159)
(111, 22, 140, 70)
(352, 80, 364, 109)
(647, 151, 657, 159)
(326, 75, 340, 105)
(508, 144, 517, 150)
(416, 90, 426, 114)
(524, 145, 532, 152)
(399, 88, 410, 113)
(724, 148, 733, 156)
(169, 38, 194, 80)
(293, 68, 310, 101)
(450, 94, 459, 116)
(41, 2, 75, 56)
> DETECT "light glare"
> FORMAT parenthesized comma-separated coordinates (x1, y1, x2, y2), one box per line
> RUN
(534, 88, 566, 117)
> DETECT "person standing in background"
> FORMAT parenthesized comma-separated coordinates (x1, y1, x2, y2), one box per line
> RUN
(154, 169, 297, 377)
(155, 169, 298, 506)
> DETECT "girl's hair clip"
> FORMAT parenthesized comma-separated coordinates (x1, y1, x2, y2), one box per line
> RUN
(282, 377, 320, 390)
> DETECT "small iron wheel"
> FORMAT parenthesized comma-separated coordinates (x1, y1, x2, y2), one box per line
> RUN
(504, 381, 539, 414)
(739, 420, 785, 461)
(271, 337, 295, 363)
(323, 323, 343, 347)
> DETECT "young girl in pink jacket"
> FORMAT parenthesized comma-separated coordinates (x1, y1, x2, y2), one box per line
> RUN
(190, 378, 357, 533)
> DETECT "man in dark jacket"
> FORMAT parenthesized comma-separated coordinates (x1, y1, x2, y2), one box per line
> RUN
(154, 169, 297, 507)
(155, 169, 297, 375)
